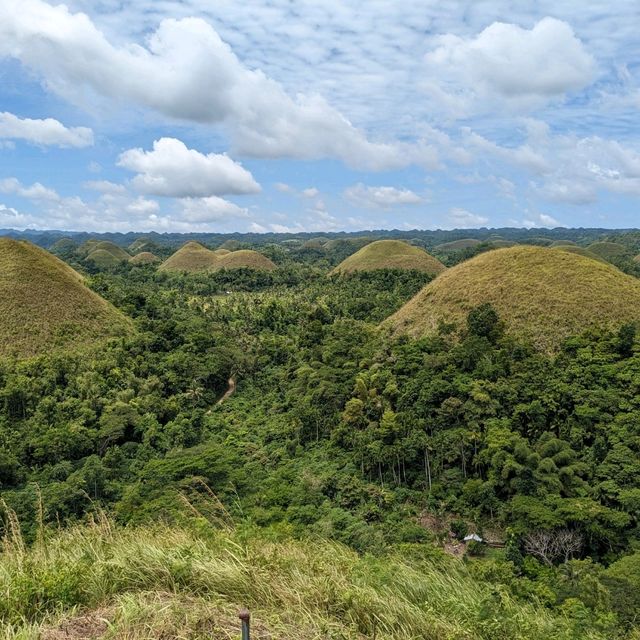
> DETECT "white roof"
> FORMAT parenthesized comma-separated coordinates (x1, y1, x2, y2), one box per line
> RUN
(463, 534, 483, 542)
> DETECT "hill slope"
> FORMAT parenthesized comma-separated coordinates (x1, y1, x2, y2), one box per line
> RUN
(158, 242, 219, 273)
(129, 251, 161, 265)
(587, 241, 631, 261)
(91, 241, 130, 261)
(0, 518, 609, 640)
(331, 240, 446, 276)
(385, 246, 640, 351)
(213, 249, 277, 271)
(0, 239, 132, 357)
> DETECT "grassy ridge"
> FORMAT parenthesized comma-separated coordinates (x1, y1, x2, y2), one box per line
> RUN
(159, 241, 219, 273)
(129, 251, 160, 265)
(587, 242, 631, 261)
(0, 516, 608, 640)
(332, 240, 446, 276)
(160, 243, 276, 273)
(213, 249, 276, 271)
(386, 246, 640, 352)
(435, 238, 482, 252)
(0, 239, 132, 358)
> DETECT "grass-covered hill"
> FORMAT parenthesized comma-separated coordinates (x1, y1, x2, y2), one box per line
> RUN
(385, 246, 640, 351)
(86, 248, 125, 268)
(552, 245, 609, 264)
(0, 516, 615, 640)
(0, 239, 132, 358)
(550, 239, 577, 247)
(213, 249, 277, 271)
(129, 251, 161, 265)
(331, 239, 446, 276)
(587, 241, 632, 261)
(158, 241, 219, 273)
(159, 244, 276, 273)
(434, 238, 482, 252)
(90, 241, 130, 261)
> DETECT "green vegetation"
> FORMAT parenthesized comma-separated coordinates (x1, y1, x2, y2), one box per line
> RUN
(0, 239, 132, 357)
(331, 239, 446, 275)
(3, 230, 640, 638)
(386, 246, 640, 351)
(86, 249, 125, 268)
(0, 515, 615, 640)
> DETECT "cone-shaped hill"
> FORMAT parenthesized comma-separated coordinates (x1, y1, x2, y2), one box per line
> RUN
(212, 249, 276, 271)
(331, 240, 446, 276)
(129, 251, 161, 266)
(91, 241, 130, 261)
(435, 238, 481, 252)
(0, 239, 133, 358)
(551, 245, 608, 264)
(213, 248, 231, 256)
(158, 242, 218, 273)
(385, 246, 640, 352)
(587, 242, 632, 262)
(550, 240, 577, 247)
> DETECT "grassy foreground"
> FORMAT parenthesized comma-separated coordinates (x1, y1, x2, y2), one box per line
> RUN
(0, 516, 613, 640)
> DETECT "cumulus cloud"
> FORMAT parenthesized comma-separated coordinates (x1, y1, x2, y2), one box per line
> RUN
(117, 138, 260, 197)
(180, 196, 249, 223)
(344, 183, 424, 209)
(83, 180, 128, 195)
(0, 0, 431, 170)
(517, 212, 562, 228)
(0, 111, 93, 147)
(0, 178, 60, 201)
(425, 18, 594, 114)
(446, 207, 489, 228)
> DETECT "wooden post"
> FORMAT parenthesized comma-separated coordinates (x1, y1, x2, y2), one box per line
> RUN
(239, 608, 250, 640)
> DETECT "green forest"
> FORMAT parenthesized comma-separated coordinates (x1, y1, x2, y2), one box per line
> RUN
(1, 231, 640, 638)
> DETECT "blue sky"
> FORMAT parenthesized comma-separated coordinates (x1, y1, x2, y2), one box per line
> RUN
(0, 0, 639, 233)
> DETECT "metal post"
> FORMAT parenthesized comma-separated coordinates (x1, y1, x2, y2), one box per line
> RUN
(238, 608, 250, 640)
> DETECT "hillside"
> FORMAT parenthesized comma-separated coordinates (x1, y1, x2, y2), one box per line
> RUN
(434, 238, 481, 252)
(86, 248, 125, 268)
(552, 245, 609, 264)
(158, 241, 219, 273)
(587, 241, 631, 261)
(90, 241, 130, 261)
(331, 240, 446, 276)
(385, 246, 640, 351)
(213, 249, 277, 271)
(129, 251, 161, 265)
(0, 239, 132, 357)
(0, 517, 611, 640)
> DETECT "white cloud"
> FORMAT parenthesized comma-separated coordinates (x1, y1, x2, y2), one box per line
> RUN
(125, 196, 160, 217)
(83, 180, 128, 195)
(0, 203, 36, 228)
(424, 18, 594, 114)
(344, 183, 424, 209)
(274, 182, 293, 193)
(0, 177, 60, 201)
(302, 187, 319, 198)
(0, 0, 431, 171)
(517, 212, 562, 228)
(180, 196, 249, 222)
(0, 111, 93, 147)
(446, 207, 489, 228)
(117, 138, 260, 197)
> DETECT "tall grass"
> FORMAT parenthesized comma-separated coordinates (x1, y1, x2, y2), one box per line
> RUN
(0, 511, 610, 639)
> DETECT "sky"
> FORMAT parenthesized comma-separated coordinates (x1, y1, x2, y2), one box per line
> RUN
(0, 1, 639, 233)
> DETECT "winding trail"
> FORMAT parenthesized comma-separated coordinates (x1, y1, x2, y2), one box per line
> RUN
(216, 376, 237, 406)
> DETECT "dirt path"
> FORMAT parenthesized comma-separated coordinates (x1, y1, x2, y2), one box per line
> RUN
(216, 376, 236, 405)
